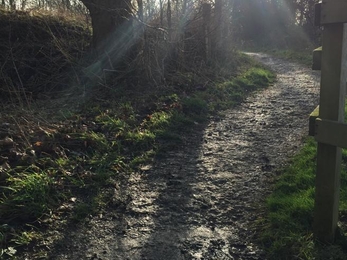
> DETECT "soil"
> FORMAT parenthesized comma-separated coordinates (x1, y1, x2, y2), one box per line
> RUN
(25, 53, 320, 260)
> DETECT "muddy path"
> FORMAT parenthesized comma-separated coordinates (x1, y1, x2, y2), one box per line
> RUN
(41, 53, 320, 260)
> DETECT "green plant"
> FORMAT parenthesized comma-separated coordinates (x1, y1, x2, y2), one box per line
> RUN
(125, 129, 156, 148)
(1, 170, 56, 222)
(243, 67, 275, 87)
(182, 97, 208, 115)
(145, 111, 171, 129)
(11, 230, 42, 247)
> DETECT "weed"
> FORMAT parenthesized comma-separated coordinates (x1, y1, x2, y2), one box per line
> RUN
(243, 67, 275, 87)
(170, 111, 196, 129)
(98, 116, 129, 133)
(182, 97, 208, 115)
(145, 111, 171, 129)
(206, 67, 275, 111)
(11, 230, 42, 247)
(1, 169, 56, 222)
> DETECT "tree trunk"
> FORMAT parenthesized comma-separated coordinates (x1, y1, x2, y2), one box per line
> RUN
(80, 0, 133, 54)
(80, 0, 137, 73)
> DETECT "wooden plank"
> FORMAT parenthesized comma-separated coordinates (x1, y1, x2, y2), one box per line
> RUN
(313, 47, 322, 70)
(315, 118, 347, 148)
(309, 105, 319, 136)
(320, 0, 347, 24)
(315, 143, 342, 241)
(313, 23, 347, 242)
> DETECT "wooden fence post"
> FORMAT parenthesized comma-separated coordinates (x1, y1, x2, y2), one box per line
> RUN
(312, 4, 347, 241)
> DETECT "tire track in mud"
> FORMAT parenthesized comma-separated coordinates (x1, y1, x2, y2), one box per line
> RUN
(48, 53, 320, 260)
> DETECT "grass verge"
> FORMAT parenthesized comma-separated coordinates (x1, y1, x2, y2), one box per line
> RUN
(259, 106, 347, 259)
(243, 46, 314, 67)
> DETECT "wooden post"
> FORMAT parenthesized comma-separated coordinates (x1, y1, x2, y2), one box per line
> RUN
(313, 23, 347, 242)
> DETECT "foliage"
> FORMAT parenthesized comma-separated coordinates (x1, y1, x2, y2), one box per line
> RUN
(1, 169, 56, 221)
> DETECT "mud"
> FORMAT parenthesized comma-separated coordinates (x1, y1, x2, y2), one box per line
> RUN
(37, 53, 320, 260)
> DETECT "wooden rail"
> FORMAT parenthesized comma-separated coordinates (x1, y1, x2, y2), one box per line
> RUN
(310, 1, 347, 242)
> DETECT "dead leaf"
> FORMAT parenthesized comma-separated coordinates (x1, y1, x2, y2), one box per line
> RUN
(34, 141, 43, 147)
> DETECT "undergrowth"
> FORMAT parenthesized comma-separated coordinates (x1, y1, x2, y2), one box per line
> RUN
(0, 8, 91, 105)
(259, 106, 347, 259)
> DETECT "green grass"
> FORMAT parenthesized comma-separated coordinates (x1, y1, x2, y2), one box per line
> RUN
(198, 67, 275, 111)
(267, 49, 313, 67)
(243, 46, 314, 67)
(0, 168, 57, 222)
(259, 107, 347, 259)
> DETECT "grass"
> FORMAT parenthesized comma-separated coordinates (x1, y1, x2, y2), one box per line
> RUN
(259, 107, 347, 259)
(243, 45, 314, 67)
(198, 67, 275, 111)
(265, 49, 313, 67)
(1, 168, 57, 222)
